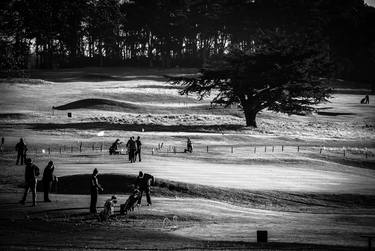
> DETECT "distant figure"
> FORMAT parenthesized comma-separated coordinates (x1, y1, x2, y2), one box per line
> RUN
(19, 158, 40, 206)
(135, 136, 142, 162)
(0, 137, 4, 152)
(42, 160, 55, 202)
(136, 171, 155, 206)
(120, 187, 141, 215)
(126, 137, 136, 163)
(361, 95, 370, 104)
(90, 168, 103, 214)
(109, 139, 122, 155)
(15, 138, 27, 165)
(184, 137, 193, 153)
(99, 195, 117, 221)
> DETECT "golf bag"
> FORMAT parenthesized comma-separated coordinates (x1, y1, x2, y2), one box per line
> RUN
(120, 189, 140, 215)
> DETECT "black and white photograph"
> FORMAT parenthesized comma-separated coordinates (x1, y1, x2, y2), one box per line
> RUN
(0, 0, 375, 250)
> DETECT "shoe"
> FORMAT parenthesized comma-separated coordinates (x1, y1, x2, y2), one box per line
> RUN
(147, 203, 152, 206)
(19, 200, 25, 205)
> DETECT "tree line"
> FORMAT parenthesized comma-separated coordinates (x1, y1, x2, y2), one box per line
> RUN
(1, 0, 374, 82)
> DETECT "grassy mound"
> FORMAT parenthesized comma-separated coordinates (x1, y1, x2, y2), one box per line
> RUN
(53, 98, 143, 112)
(43, 174, 375, 212)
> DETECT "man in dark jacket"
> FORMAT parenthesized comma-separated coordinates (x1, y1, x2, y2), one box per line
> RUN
(135, 136, 142, 162)
(19, 158, 40, 206)
(90, 168, 103, 214)
(15, 138, 27, 165)
(43, 160, 55, 202)
(136, 171, 154, 206)
(126, 137, 136, 163)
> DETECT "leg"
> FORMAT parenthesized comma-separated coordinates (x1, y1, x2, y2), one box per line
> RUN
(137, 190, 144, 205)
(16, 153, 21, 165)
(90, 190, 98, 213)
(31, 181, 37, 206)
(20, 183, 30, 204)
(145, 187, 151, 205)
(44, 181, 51, 201)
(138, 150, 141, 162)
(20, 153, 24, 165)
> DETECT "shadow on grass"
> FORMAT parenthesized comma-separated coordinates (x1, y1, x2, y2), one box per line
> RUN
(37, 174, 375, 212)
(29, 122, 243, 133)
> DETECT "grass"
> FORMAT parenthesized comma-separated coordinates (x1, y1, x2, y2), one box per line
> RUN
(46, 173, 375, 213)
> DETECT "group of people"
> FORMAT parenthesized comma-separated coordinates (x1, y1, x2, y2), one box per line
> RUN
(90, 169, 155, 219)
(109, 136, 142, 163)
(19, 158, 56, 206)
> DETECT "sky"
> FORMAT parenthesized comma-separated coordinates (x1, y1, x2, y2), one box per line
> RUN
(365, 0, 375, 6)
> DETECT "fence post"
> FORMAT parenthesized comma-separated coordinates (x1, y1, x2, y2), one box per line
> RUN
(79, 142, 82, 152)
(343, 150, 346, 157)
(297, 146, 300, 152)
(254, 147, 256, 154)
(71, 146, 73, 153)
(59, 147, 62, 154)
(92, 144, 95, 151)
(207, 146, 209, 153)
(100, 144, 103, 152)
(264, 146, 266, 152)
(231, 146, 233, 153)
(320, 148, 322, 154)
(48, 147, 51, 155)
(282, 145, 284, 152)
(272, 146, 274, 152)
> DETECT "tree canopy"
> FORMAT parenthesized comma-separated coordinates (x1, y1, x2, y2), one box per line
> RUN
(168, 31, 332, 127)
(1, 0, 374, 83)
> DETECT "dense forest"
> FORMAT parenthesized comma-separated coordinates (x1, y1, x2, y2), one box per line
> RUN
(1, 0, 374, 82)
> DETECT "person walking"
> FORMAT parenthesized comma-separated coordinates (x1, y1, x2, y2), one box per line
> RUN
(136, 171, 154, 206)
(15, 138, 27, 165)
(42, 160, 55, 202)
(19, 158, 40, 206)
(90, 168, 103, 214)
(135, 136, 142, 162)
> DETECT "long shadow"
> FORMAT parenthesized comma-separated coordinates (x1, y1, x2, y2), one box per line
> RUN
(28, 122, 243, 132)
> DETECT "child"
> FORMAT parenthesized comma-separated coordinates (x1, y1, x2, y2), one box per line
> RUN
(99, 195, 117, 221)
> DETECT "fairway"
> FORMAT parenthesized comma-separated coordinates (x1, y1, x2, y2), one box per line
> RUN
(0, 68, 374, 250)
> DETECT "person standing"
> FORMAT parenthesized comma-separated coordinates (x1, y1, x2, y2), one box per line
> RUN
(136, 171, 154, 206)
(42, 160, 55, 202)
(135, 136, 142, 162)
(19, 158, 40, 206)
(0, 137, 4, 153)
(90, 168, 103, 214)
(15, 138, 27, 165)
(126, 137, 136, 163)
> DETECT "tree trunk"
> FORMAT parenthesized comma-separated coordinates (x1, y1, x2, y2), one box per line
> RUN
(244, 109, 258, 128)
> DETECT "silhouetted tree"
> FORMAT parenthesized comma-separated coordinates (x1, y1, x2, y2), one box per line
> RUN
(169, 31, 332, 127)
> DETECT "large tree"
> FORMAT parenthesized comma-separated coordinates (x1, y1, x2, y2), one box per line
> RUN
(168, 31, 332, 127)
